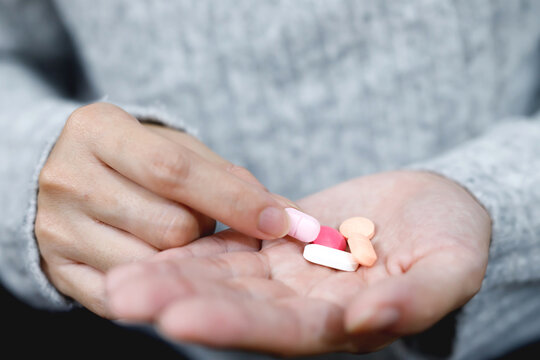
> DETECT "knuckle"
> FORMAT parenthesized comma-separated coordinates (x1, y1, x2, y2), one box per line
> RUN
(34, 211, 71, 248)
(66, 104, 98, 131)
(227, 164, 251, 179)
(226, 164, 268, 191)
(37, 163, 58, 190)
(149, 150, 191, 192)
(158, 212, 198, 248)
(38, 163, 77, 194)
(65, 102, 126, 135)
(227, 185, 247, 214)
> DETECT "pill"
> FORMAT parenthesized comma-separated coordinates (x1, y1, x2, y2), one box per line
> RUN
(312, 225, 347, 251)
(339, 217, 375, 240)
(347, 234, 377, 267)
(285, 208, 321, 243)
(303, 244, 359, 272)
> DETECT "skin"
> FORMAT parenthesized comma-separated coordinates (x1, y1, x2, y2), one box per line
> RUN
(106, 171, 492, 356)
(35, 102, 294, 316)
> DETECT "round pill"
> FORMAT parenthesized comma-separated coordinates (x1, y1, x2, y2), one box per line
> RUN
(339, 217, 375, 240)
(303, 244, 359, 272)
(347, 234, 377, 267)
(312, 225, 347, 251)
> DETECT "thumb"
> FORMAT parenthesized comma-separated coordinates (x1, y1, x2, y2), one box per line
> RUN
(345, 250, 485, 335)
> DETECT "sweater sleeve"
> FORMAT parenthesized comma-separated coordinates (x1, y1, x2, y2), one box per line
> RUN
(397, 115, 540, 360)
(0, 1, 189, 311)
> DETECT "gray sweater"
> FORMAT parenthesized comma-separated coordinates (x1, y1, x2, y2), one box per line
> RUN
(1, 1, 540, 359)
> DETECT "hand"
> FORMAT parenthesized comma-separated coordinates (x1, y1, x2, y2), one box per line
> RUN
(106, 171, 491, 355)
(35, 102, 292, 316)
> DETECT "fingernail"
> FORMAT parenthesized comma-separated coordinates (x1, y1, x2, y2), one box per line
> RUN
(257, 206, 290, 238)
(348, 307, 400, 333)
(285, 208, 321, 243)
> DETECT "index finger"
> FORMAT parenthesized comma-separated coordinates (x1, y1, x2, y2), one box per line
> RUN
(88, 104, 290, 240)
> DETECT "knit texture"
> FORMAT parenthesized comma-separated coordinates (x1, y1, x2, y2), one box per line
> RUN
(1, 1, 540, 359)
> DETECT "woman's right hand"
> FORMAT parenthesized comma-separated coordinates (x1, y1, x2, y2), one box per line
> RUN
(35, 102, 292, 316)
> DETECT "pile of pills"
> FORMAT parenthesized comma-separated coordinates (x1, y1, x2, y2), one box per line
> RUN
(303, 217, 377, 271)
(284, 208, 377, 272)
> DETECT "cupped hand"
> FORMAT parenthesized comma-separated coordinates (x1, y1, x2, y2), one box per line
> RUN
(106, 171, 491, 355)
(35, 102, 292, 316)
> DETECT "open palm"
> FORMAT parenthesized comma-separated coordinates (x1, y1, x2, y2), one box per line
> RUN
(106, 171, 491, 356)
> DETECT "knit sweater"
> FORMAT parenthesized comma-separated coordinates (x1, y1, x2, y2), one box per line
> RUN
(1, 1, 540, 359)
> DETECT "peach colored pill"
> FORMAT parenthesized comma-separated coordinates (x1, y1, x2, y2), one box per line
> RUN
(339, 217, 375, 240)
(347, 234, 377, 267)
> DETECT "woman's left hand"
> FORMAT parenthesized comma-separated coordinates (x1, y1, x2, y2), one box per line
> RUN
(105, 171, 491, 356)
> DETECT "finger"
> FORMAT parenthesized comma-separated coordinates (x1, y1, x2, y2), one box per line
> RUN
(150, 228, 261, 261)
(107, 269, 243, 321)
(225, 277, 296, 300)
(143, 124, 230, 167)
(105, 229, 260, 292)
(88, 105, 289, 239)
(45, 261, 110, 317)
(65, 216, 158, 271)
(106, 250, 270, 294)
(107, 268, 294, 321)
(147, 122, 300, 208)
(156, 296, 349, 355)
(83, 165, 215, 249)
(144, 124, 271, 190)
(345, 248, 485, 335)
